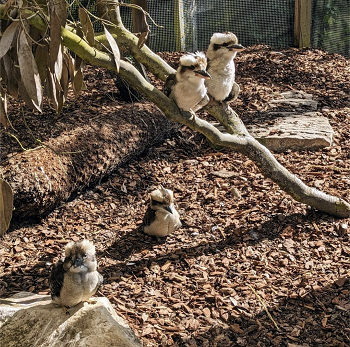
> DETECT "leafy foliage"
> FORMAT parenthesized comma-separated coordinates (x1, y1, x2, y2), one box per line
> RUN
(0, 0, 122, 124)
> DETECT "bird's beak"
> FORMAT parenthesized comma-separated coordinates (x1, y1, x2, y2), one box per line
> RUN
(73, 258, 84, 268)
(164, 205, 173, 213)
(228, 44, 245, 51)
(195, 70, 211, 79)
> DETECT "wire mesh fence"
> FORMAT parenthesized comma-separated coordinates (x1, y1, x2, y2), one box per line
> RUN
(311, 0, 350, 57)
(69, 0, 350, 57)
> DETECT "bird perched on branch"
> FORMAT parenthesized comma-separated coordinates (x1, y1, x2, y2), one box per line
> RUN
(143, 186, 182, 237)
(205, 32, 245, 104)
(49, 239, 103, 312)
(164, 51, 211, 112)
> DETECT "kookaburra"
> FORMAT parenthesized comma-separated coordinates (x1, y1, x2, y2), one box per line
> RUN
(164, 52, 211, 112)
(49, 239, 103, 312)
(205, 32, 245, 103)
(143, 186, 182, 237)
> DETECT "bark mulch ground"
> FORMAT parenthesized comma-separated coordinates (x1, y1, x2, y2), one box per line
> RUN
(1, 46, 349, 347)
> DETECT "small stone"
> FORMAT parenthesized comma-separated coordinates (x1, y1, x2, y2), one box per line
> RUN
(231, 187, 241, 198)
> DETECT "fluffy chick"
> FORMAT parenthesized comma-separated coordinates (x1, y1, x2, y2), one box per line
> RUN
(164, 52, 211, 112)
(49, 239, 103, 311)
(205, 32, 245, 103)
(143, 187, 182, 237)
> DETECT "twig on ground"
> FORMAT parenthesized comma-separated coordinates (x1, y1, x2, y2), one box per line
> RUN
(247, 283, 281, 332)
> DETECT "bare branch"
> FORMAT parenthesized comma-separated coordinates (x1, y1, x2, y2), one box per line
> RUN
(1, 4, 349, 218)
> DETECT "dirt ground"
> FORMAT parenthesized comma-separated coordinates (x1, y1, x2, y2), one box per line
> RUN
(1, 47, 350, 347)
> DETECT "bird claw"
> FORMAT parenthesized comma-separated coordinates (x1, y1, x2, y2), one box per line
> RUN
(180, 110, 196, 120)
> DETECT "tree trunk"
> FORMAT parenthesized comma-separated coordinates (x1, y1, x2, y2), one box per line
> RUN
(2, 104, 172, 219)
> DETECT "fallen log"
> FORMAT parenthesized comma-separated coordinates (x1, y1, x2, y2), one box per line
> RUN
(1, 103, 173, 219)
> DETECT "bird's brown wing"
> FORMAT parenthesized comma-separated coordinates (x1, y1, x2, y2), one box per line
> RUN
(49, 260, 65, 299)
(143, 205, 156, 226)
(93, 272, 104, 295)
(163, 74, 176, 97)
(98, 272, 103, 286)
(223, 82, 240, 103)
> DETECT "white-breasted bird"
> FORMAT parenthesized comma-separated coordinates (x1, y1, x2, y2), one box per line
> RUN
(164, 52, 211, 112)
(205, 32, 245, 103)
(49, 239, 103, 312)
(143, 186, 182, 237)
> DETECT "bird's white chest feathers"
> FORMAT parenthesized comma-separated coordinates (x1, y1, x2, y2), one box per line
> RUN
(206, 60, 236, 101)
(171, 79, 207, 111)
(144, 205, 182, 237)
(57, 271, 99, 307)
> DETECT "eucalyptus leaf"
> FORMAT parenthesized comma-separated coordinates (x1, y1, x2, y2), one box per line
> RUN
(137, 31, 149, 49)
(0, 89, 8, 129)
(2, 54, 18, 98)
(79, 7, 95, 46)
(49, 8, 62, 74)
(72, 68, 84, 96)
(35, 42, 49, 84)
(17, 28, 42, 111)
(104, 26, 120, 73)
(0, 178, 14, 236)
(0, 21, 19, 59)
(49, 0, 67, 27)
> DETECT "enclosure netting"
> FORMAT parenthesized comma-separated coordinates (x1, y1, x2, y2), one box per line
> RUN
(311, 0, 350, 57)
(69, 0, 349, 57)
(120, 0, 296, 52)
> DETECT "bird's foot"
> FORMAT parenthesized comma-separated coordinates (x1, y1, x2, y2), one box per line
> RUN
(86, 298, 97, 305)
(181, 110, 196, 121)
(62, 306, 70, 315)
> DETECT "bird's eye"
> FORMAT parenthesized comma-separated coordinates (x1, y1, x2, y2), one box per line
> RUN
(189, 65, 195, 70)
(222, 42, 229, 47)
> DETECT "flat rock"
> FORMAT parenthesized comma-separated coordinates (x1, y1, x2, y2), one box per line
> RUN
(269, 90, 318, 111)
(246, 112, 334, 151)
(0, 292, 142, 347)
(212, 91, 334, 151)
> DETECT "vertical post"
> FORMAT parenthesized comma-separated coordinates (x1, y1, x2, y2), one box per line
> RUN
(131, 0, 149, 44)
(294, 0, 312, 47)
(175, 0, 186, 51)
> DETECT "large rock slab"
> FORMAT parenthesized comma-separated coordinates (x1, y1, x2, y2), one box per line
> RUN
(246, 112, 334, 151)
(268, 90, 318, 111)
(0, 292, 142, 347)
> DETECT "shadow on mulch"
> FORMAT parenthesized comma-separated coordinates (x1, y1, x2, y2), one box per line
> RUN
(98, 212, 316, 284)
(179, 279, 349, 347)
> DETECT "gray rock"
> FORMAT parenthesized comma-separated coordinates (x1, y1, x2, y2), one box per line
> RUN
(246, 112, 334, 151)
(0, 292, 142, 347)
(268, 90, 318, 111)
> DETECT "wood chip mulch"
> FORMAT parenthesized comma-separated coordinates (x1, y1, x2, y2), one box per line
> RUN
(1, 46, 350, 347)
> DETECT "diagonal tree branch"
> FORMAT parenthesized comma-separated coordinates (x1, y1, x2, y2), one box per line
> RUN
(3, 5, 349, 218)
